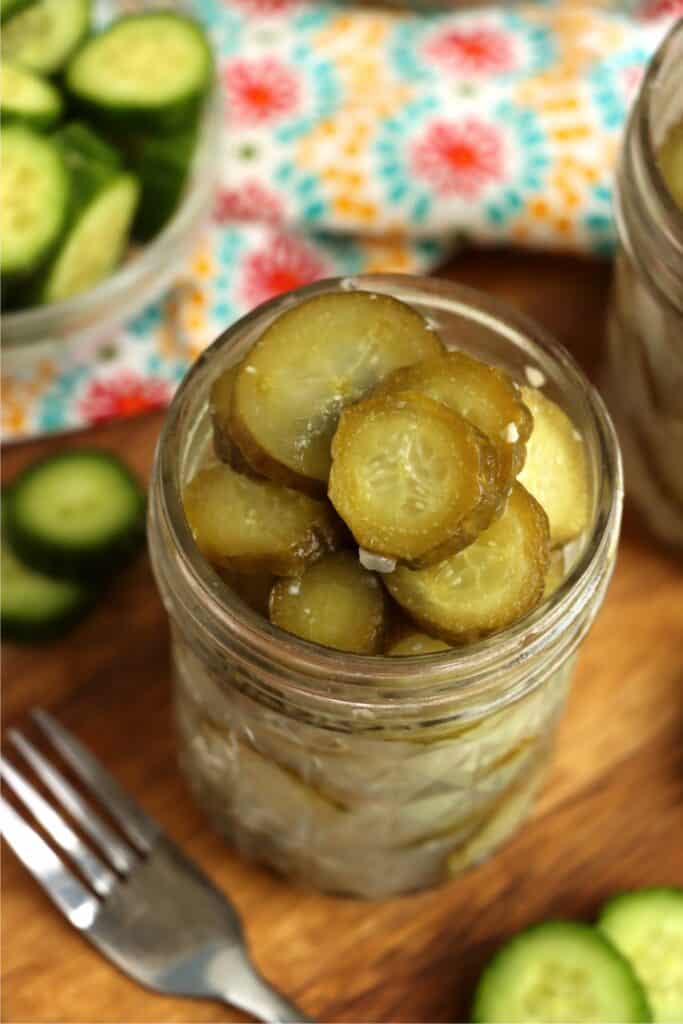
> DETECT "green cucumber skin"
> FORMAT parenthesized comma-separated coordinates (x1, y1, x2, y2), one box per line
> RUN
(5, 452, 147, 581)
(54, 122, 123, 170)
(0, 0, 37, 23)
(65, 13, 214, 134)
(471, 920, 653, 1024)
(125, 128, 198, 241)
(1, 578, 95, 643)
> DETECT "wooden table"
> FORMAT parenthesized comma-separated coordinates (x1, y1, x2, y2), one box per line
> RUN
(3, 251, 682, 1024)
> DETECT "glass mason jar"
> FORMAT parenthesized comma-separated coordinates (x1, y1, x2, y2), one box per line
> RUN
(604, 20, 683, 551)
(149, 275, 623, 900)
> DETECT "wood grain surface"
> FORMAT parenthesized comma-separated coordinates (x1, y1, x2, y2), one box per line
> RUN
(2, 250, 682, 1024)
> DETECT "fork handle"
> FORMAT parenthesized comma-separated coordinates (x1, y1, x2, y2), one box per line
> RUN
(224, 980, 312, 1024)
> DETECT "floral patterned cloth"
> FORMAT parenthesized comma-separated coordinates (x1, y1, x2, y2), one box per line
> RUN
(3, 0, 681, 441)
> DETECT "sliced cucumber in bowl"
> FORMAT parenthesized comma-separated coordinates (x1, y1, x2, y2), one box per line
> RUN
(0, 62, 63, 130)
(65, 12, 213, 132)
(0, 125, 69, 282)
(2, 0, 91, 76)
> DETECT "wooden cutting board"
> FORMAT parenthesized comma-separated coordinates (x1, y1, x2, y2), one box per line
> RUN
(3, 251, 682, 1024)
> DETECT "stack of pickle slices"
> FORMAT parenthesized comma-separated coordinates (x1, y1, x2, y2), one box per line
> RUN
(183, 291, 590, 655)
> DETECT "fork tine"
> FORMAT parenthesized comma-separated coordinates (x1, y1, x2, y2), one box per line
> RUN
(1, 796, 99, 931)
(1, 756, 117, 898)
(32, 709, 159, 853)
(8, 728, 136, 875)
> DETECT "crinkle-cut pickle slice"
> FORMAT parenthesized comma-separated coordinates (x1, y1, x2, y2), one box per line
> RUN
(269, 551, 386, 654)
(386, 632, 450, 656)
(518, 386, 590, 546)
(329, 391, 499, 567)
(183, 463, 342, 576)
(375, 351, 532, 501)
(385, 483, 550, 644)
(230, 292, 444, 494)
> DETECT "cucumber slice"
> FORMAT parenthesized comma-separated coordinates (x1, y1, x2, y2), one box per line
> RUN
(598, 887, 683, 1023)
(37, 171, 139, 303)
(518, 386, 590, 546)
(269, 551, 387, 654)
(5, 451, 146, 579)
(0, 126, 68, 279)
(65, 13, 213, 132)
(230, 292, 445, 495)
(183, 463, 344, 577)
(329, 391, 500, 567)
(1, 499, 93, 643)
(386, 632, 450, 656)
(385, 483, 550, 644)
(472, 920, 652, 1023)
(375, 351, 532, 502)
(0, 62, 63, 130)
(125, 128, 198, 241)
(1, 0, 38, 23)
(3, 0, 90, 75)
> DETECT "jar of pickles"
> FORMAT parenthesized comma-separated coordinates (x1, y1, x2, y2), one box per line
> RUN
(604, 20, 683, 551)
(149, 275, 622, 899)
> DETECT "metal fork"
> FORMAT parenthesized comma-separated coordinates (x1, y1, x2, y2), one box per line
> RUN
(1, 708, 310, 1023)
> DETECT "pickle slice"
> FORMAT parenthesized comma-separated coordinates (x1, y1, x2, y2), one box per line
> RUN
(217, 567, 274, 616)
(230, 292, 444, 494)
(518, 386, 590, 545)
(269, 550, 386, 653)
(385, 483, 550, 644)
(329, 392, 499, 567)
(210, 365, 239, 464)
(387, 632, 450, 656)
(183, 463, 342, 576)
(375, 351, 532, 502)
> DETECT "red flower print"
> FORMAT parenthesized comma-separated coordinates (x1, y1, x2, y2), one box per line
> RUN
(639, 0, 683, 18)
(423, 27, 515, 75)
(412, 118, 504, 199)
(214, 181, 283, 224)
(224, 58, 300, 126)
(80, 372, 171, 425)
(241, 234, 328, 307)
(229, 0, 298, 13)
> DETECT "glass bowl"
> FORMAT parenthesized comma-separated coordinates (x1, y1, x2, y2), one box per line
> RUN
(1, 0, 222, 377)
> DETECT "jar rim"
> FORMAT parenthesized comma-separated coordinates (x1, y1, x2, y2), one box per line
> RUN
(151, 274, 623, 714)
